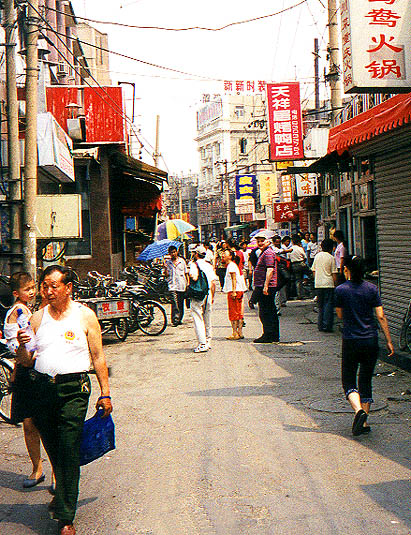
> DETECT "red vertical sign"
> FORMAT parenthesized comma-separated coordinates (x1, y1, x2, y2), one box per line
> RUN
(266, 82, 304, 161)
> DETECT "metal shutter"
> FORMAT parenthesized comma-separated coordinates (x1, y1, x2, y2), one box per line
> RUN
(374, 146, 411, 339)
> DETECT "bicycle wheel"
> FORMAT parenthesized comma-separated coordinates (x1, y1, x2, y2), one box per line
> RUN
(399, 319, 410, 351)
(0, 358, 13, 424)
(136, 301, 167, 336)
(127, 301, 140, 334)
(405, 320, 411, 353)
(114, 318, 128, 341)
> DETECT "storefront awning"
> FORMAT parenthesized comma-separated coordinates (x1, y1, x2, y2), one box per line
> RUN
(109, 150, 168, 186)
(328, 92, 411, 155)
(224, 223, 250, 232)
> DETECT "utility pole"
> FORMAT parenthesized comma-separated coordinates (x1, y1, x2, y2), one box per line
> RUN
(153, 114, 160, 167)
(178, 176, 183, 219)
(314, 38, 320, 119)
(23, 0, 39, 275)
(3, 0, 22, 273)
(327, 0, 342, 121)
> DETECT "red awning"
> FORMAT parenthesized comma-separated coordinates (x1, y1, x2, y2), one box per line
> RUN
(328, 93, 411, 155)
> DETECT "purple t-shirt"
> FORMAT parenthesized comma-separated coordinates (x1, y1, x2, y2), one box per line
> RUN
(335, 280, 382, 339)
(253, 247, 278, 288)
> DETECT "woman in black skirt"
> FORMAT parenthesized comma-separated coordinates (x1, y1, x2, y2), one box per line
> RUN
(335, 256, 394, 436)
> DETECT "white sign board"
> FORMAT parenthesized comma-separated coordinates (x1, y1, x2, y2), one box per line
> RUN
(341, 0, 411, 93)
(296, 174, 318, 197)
(37, 112, 75, 182)
(35, 194, 82, 239)
(235, 198, 255, 215)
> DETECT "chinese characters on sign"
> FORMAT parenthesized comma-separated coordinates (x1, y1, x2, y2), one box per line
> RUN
(266, 83, 304, 161)
(235, 174, 256, 200)
(273, 202, 298, 223)
(340, 0, 410, 92)
(280, 175, 294, 203)
(258, 173, 278, 205)
(295, 174, 318, 197)
(223, 80, 266, 94)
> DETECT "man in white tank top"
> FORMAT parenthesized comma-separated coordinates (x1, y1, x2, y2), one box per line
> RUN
(17, 265, 112, 535)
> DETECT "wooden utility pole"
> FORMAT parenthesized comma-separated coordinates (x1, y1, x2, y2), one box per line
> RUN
(23, 0, 39, 275)
(3, 0, 22, 273)
(153, 114, 160, 167)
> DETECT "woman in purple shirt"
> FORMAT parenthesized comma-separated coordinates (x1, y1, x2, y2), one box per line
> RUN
(335, 256, 394, 436)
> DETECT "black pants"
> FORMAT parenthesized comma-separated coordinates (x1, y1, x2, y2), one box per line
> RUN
(316, 287, 335, 331)
(170, 290, 185, 325)
(341, 338, 378, 403)
(216, 267, 226, 290)
(254, 287, 280, 341)
(30, 371, 90, 524)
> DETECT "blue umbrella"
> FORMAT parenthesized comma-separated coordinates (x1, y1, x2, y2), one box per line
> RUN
(137, 239, 182, 262)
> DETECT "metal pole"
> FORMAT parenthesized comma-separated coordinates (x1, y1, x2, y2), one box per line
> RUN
(178, 177, 183, 219)
(328, 0, 342, 121)
(23, 0, 39, 276)
(314, 38, 320, 118)
(153, 114, 160, 167)
(224, 161, 230, 228)
(3, 0, 22, 273)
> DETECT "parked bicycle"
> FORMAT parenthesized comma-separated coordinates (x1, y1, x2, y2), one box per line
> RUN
(0, 344, 14, 424)
(399, 298, 411, 352)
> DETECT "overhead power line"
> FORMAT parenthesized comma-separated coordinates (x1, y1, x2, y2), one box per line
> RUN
(46, 1, 308, 31)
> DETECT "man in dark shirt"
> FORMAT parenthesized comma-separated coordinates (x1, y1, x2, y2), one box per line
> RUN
(252, 231, 279, 343)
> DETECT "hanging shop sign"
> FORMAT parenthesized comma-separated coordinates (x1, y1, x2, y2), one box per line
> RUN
(266, 82, 304, 161)
(235, 174, 257, 200)
(295, 174, 318, 197)
(37, 112, 74, 182)
(258, 173, 278, 205)
(280, 175, 294, 203)
(340, 0, 411, 93)
(273, 202, 298, 223)
(235, 198, 255, 216)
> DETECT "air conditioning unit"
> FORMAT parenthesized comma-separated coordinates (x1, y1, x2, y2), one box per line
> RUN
(57, 62, 68, 75)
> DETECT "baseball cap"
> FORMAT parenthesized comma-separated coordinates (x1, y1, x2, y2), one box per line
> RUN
(194, 245, 207, 255)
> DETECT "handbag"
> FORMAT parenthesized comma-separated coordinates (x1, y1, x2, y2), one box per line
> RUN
(79, 409, 115, 466)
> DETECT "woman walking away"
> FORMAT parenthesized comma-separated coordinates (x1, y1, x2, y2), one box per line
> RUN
(222, 250, 247, 340)
(335, 256, 394, 436)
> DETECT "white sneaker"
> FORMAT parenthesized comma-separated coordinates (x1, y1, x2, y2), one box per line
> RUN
(194, 344, 208, 353)
(206, 339, 212, 350)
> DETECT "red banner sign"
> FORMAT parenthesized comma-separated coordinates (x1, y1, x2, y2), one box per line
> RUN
(267, 83, 304, 161)
(273, 202, 298, 223)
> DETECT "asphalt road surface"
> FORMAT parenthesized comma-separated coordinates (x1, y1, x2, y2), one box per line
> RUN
(1, 292, 411, 534)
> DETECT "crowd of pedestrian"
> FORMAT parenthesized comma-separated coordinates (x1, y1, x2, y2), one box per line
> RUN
(162, 229, 394, 437)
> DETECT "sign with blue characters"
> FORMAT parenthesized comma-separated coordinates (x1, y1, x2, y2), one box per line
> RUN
(235, 174, 256, 200)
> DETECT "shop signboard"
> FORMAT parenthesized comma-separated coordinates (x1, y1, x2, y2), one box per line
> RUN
(235, 174, 256, 200)
(258, 173, 278, 205)
(266, 82, 304, 161)
(37, 112, 74, 182)
(235, 198, 255, 216)
(273, 201, 298, 223)
(280, 175, 294, 203)
(295, 174, 318, 197)
(340, 0, 411, 93)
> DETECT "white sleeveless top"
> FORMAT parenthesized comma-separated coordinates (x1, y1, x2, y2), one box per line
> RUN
(35, 303, 91, 377)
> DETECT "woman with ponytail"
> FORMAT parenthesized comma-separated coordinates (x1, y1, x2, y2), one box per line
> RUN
(335, 255, 394, 436)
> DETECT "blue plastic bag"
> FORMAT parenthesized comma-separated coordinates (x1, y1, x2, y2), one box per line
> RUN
(79, 409, 115, 466)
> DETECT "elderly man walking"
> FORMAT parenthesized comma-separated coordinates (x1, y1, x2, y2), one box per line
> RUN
(252, 231, 280, 343)
(17, 265, 112, 535)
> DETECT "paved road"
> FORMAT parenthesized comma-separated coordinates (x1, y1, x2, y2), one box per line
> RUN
(1, 292, 411, 534)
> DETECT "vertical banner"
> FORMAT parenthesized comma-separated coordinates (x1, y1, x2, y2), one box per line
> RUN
(266, 82, 304, 161)
(258, 173, 278, 205)
(280, 175, 294, 203)
(235, 174, 256, 200)
(340, 0, 411, 93)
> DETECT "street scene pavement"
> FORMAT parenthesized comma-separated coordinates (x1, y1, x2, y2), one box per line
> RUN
(1, 292, 411, 535)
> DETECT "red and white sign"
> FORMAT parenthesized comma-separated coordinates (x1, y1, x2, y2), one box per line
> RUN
(273, 202, 298, 223)
(223, 80, 266, 94)
(280, 175, 294, 203)
(340, 0, 411, 93)
(266, 82, 304, 161)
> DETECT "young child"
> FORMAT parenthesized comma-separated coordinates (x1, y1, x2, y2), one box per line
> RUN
(3, 272, 45, 488)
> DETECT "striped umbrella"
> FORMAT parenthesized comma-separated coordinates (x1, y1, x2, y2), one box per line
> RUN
(156, 219, 196, 240)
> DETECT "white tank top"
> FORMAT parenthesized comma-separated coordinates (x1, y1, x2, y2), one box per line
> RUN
(35, 303, 91, 377)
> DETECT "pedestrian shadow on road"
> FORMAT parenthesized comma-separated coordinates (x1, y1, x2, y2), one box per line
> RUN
(0, 495, 97, 535)
(361, 479, 411, 530)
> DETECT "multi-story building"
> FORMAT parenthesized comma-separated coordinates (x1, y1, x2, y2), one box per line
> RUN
(195, 93, 272, 240)
(164, 173, 198, 227)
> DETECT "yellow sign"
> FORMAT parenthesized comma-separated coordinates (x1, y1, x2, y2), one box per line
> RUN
(258, 173, 278, 205)
(275, 161, 293, 171)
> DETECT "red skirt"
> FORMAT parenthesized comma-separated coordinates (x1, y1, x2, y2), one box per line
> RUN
(227, 291, 244, 321)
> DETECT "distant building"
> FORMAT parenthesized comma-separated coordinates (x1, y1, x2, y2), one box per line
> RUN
(76, 22, 112, 86)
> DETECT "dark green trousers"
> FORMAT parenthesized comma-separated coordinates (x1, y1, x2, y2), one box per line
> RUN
(30, 372, 90, 524)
